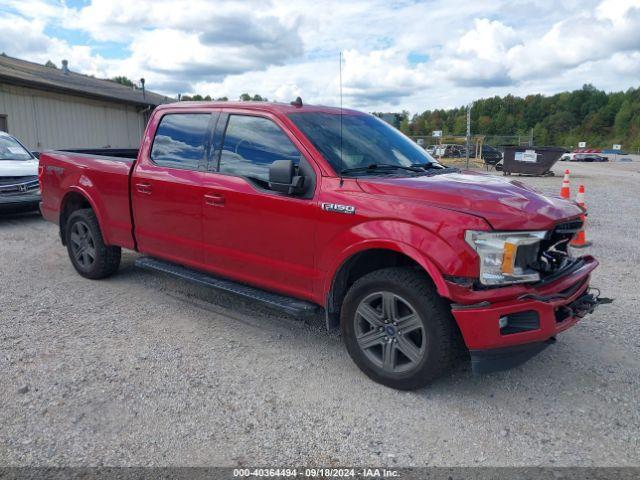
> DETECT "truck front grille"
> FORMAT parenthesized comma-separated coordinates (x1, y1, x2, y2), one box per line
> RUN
(0, 175, 38, 186)
(552, 219, 583, 235)
(535, 220, 583, 276)
(0, 176, 40, 195)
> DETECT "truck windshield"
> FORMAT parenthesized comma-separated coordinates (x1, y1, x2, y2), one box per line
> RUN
(288, 112, 440, 176)
(0, 135, 32, 161)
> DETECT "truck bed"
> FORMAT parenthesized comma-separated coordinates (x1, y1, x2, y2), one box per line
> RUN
(39, 150, 137, 249)
(57, 148, 139, 159)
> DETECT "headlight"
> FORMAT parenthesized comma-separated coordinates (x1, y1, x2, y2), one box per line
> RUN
(465, 230, 547, 285)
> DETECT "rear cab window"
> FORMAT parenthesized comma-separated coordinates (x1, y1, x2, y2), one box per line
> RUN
(150, 113, 211, 170)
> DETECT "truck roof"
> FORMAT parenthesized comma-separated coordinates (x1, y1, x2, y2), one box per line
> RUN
(155, 101, 363, 116)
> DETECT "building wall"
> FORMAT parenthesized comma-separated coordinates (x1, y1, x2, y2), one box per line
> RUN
(0, 83, 146, 150)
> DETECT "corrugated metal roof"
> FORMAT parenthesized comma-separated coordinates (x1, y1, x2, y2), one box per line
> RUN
(0, 54, 172, 107)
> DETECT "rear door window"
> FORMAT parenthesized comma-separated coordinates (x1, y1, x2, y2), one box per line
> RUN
(150, 113, 211, 170)
(218, 115, 301, 181)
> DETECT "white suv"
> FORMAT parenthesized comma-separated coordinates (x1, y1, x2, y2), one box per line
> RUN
(0, 132, 40, 212)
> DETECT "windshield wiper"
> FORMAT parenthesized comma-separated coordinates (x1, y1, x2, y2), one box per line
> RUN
(410, 162, 445, 169)
(410, 163, 461, 175)
(341, 163, 424, 175)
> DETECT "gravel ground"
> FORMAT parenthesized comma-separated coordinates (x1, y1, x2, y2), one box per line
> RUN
(0, 161, 638, 467)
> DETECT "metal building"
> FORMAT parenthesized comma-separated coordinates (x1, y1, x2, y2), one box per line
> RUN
(0, 54, 171, 151)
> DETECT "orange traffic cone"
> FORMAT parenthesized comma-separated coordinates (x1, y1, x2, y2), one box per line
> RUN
(560, 169, 571, 199)
(570, 185, 591, 248)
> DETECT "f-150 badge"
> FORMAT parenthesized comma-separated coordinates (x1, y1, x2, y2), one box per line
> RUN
(321, 203, 356, 214)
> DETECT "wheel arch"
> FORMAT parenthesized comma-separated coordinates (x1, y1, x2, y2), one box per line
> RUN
(324, 243, 450, 330)
(58, 188, 103, 245)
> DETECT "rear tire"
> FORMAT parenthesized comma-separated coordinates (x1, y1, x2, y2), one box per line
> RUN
(340, 267, 454, 390)
(66, 208, 121, 279)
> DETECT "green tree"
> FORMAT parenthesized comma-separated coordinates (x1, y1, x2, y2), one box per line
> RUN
(532, 123, 549, 146)
(403, 84, 640, 148)
(111, 76, 136, 88)
(477, 115, 492, 134)
(400, 117, 411, 135)
(453, 115, 466, 135)
(614, 99, 638, 136)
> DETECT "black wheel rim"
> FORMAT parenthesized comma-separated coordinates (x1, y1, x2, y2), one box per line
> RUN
(354, 291, 426, 374)
(69, 220, 96, 269)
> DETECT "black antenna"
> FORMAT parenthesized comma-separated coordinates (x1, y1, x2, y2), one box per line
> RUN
(339, 51, 344, 187)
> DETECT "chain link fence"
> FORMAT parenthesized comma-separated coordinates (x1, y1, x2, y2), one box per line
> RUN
(410, 134, 533, 149)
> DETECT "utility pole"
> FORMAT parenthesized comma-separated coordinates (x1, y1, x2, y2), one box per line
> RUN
(465, 104, 471, 169)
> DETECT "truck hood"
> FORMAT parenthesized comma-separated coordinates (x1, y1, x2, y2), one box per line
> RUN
(0, 159, 38, 177)
(357, 171, 583, 230)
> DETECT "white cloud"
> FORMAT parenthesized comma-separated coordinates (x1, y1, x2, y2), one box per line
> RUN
(1, 0, 640, 112)
(435, 19, 516, 87)
(75, 0, 303, 92)
(342, 49, 431, 106)
(0, 13, 108, 76)
(507, 2, 640, 79)
(596, 0, 640, 21)
(432, 0, 640, 90)
(2, 0, 67, 22)
(608, 51, 640, 76)
(457, 19, 518, 61)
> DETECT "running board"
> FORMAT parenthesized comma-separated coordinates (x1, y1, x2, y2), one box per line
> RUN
(134, 256, 320, 318)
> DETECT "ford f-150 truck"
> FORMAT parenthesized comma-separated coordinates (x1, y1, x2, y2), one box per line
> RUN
(39, 100, 600, 389)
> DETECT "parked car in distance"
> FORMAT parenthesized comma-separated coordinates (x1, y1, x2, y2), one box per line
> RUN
(39, 100, 601, 390)
(479, 145, 503, 164)
(0, 131, 40, 212)
(425, 144, 436, 154)
(560, 153, 609, 162)
(433, 144, 465, 158)
(584, 154, 608, 162)
(464, 144, 504, 166)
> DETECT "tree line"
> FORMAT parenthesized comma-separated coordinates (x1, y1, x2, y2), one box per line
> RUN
(393, 84, 640, 150)
(179, 93, 268, 102)
(110, 77, 266, 103)
(110, 75, 639, 149)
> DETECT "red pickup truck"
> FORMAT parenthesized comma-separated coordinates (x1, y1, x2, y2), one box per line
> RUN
(39, 100, 600, 389)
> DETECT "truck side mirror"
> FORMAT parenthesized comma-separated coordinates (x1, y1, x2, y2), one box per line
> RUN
(268, 160, 305, 195)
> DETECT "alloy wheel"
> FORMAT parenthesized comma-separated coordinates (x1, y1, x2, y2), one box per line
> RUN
(69, 220, 96, 269)
(354, 291, 426, 373)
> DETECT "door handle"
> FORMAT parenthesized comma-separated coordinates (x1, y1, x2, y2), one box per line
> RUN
(136, 182, 152, 194)
(204, 193, 225, 206)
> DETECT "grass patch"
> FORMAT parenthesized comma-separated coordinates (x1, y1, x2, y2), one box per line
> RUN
(437, 157, 487, 169)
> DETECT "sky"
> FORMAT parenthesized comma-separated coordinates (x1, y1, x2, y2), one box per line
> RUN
(0, 0, 639, 113)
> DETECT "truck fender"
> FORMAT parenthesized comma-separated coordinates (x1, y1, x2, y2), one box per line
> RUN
(320, 220, 466, 329)
(59, 179, 111, 245)
(323, 239, 451, 300)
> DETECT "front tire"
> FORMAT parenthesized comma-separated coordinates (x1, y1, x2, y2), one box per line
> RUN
(66, 208, 121, 279)
(341, 267, 454, 390)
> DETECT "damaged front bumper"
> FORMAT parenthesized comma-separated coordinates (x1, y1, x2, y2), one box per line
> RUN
(449, 255, 600, 374)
